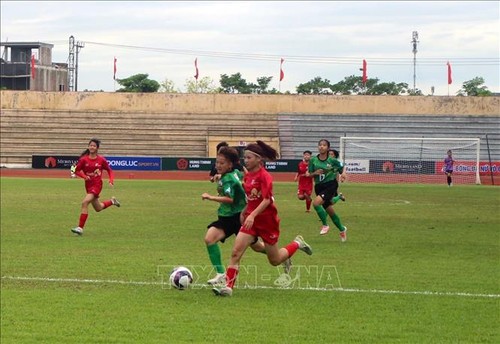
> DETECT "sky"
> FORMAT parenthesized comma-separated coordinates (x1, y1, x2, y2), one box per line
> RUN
(1, 1, 499, 95)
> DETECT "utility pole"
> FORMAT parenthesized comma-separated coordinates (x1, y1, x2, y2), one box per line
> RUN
(75, 41, 85, 91)
(411, 31, 419, 93)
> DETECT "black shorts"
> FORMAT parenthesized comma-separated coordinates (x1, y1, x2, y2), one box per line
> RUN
(207, 213, 241, 243)
(315, 180, 339, 209)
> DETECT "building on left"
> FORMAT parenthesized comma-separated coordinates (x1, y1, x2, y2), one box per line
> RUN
(0, 41, 68, 91)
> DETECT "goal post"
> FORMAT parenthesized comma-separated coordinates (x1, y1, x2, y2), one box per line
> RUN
(339, 137, 481, 185)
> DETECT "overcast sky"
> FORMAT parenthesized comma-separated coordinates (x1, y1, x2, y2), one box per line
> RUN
(1, 1, 499, 95)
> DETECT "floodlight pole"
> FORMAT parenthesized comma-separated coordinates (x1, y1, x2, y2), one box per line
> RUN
(411, 31, 419, 93)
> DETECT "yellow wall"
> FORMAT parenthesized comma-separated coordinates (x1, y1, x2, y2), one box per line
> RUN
(1, 90, 499, 116)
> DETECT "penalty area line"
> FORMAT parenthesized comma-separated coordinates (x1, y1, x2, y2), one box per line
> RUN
(2, 275, 499, 299)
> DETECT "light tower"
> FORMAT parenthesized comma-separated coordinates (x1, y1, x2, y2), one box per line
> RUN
(411, 31, 419, 93)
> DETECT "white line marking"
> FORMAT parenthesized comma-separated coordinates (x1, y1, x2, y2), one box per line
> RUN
(2, 275, 498, 298)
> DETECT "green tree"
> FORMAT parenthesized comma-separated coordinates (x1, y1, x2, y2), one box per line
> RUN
(219, 73, 252, 94)
(184, 76, 218, 93)
(159, 78, 180, 93)
(116, 74, 160, 93)
(457, 77, 492, 96)
(296, 77, 332, 94)
(255, 76, 273, 94)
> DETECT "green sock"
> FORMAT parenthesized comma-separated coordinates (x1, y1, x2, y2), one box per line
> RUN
(207, 243, 225, 274)
(313, 204, 328, 226)
(330, 213, 345, 231)
(331, 195, 341, 204)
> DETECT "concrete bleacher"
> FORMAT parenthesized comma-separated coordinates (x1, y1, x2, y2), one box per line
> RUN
(278, 114, 500, 160)
(0, 109, 279, 165)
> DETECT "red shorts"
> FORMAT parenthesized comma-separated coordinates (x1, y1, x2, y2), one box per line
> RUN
(85, 180, 103, 198)
(239, 213, 280, 245)
(297, 186, 312, 196)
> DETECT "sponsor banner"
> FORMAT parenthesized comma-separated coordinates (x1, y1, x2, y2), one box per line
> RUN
(436, 161, 500, 175)
(161, 158, 302, 172)
(32, 155, 79, 169)
(106, 156, 161, 171)
(344, 159, 370, 174)
(162, 158, 215, 171)
(263, 159, 301, 172)
(370, 160, 435, 174)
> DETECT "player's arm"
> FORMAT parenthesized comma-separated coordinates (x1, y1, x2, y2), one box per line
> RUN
(242, 198, 271, 230)
(102, 159, 115, 185)
(74, 159, 89, 180)
(201, 193, 233, 203)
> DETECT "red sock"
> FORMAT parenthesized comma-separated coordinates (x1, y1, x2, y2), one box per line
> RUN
(102, 200, 113, 209)
(79, 213, 88, 228)
(306, 199, 312, 211)
(226, 267, 239, 289)
(285, 241, 299, 257)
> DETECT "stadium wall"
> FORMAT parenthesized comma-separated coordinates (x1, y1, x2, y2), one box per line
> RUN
(1, 90, 499, 115)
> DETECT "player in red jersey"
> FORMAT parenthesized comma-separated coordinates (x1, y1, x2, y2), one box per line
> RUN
(213, 141, 313, 297)
(294, 150, 313, 212)
(71, 138, 120, 235)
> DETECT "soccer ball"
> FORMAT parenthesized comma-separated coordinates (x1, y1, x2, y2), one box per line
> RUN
(169, 266, 193, 290)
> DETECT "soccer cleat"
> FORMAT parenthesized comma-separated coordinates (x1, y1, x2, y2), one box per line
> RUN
(111, 197, 121, 207)
(339, 193, 346, 202)
(282, 257, 292, 274)
(294, 235, 313, 255)
(320, 225, 330, 235)
(207, 273, 226, 286)
(212, 286, 233, 297)
(339, 226, 348, 242)
(71, 227, 83, 235)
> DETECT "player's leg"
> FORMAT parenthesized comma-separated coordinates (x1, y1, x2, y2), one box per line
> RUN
(72, 193, 94, 235)
(326, 206, 347, 242)
(312, 193, 329, 233)
(205, 226, 227, 285)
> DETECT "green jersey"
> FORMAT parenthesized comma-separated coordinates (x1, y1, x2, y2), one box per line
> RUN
(217, 170, 246, 217)
(308, 155, 344, 184)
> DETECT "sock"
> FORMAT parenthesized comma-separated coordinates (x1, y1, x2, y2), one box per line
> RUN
(447, 176, 452, 185)
(331, 195, 341, 204)
(79, 213, 88, 228)
(313, 204, 328, 226)
(102, 200, 113, 209)
(207, 244, 225, 274)
(285, 241, 299, 257)
(226, 267, 239, 289)
(330, 213, 345, 231)
(306, 199, 312, 211)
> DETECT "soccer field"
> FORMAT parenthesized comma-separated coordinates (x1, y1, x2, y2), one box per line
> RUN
(1, 177, 499, 343)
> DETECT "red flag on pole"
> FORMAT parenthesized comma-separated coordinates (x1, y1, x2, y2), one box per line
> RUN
(194, 58, 199, 80)
(447, 61, 452, 85)
(279, 58, 285, 82)
(113, 57, 117, 80)
(362, 59, 367, 86)
(31, 54, 36, 79)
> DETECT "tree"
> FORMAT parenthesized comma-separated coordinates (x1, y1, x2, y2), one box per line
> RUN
(184, 76, 218, 93)
(296, 77, 332, 94)
(457, 77, 492, 96)
(219, 73, 251, 94)
(255, 76, 273, 94)
(159, 78, 180, 93)
(116, 74, 160, 93)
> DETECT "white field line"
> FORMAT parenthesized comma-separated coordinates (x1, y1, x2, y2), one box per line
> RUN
(2, 275, 499, 299)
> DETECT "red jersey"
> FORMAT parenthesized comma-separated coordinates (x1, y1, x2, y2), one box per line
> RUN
(297, 160, 313, 189)
(243, 167, 278, 218)
(76, 155, 114, 196)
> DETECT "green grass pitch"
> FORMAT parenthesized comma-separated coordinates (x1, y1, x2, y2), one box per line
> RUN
(1, 177, 499, 343)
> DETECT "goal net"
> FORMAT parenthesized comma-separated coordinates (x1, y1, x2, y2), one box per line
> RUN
(339, 137, 481, 185)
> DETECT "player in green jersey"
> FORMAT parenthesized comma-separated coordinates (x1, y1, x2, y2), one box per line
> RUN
(307, 139, 348, 242)
(202, 146, 267, 285)
(329, 148, 347, 204)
